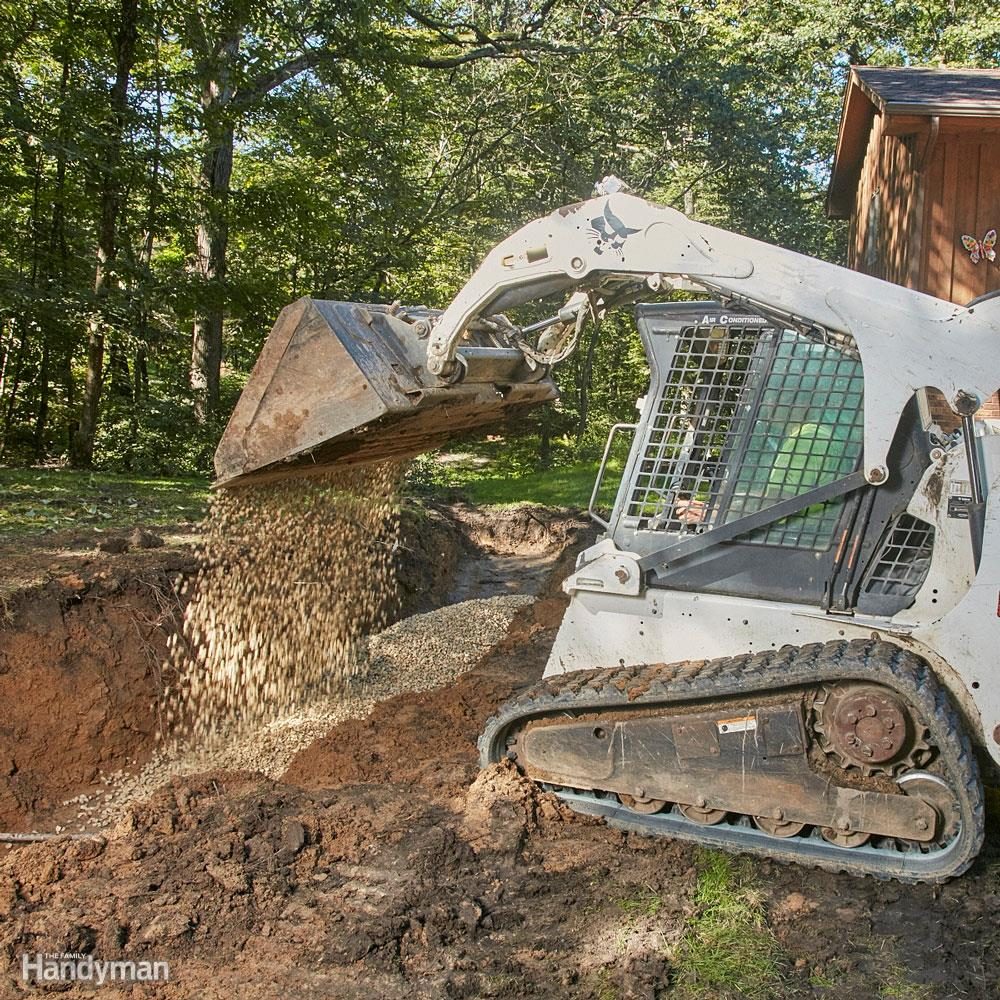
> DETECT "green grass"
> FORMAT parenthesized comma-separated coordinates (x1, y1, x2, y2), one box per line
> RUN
(879, 968, 935, 1000)
(594, 968, 619, 1000)
(809, 972, 838, 989)
(616, 889, 665, 918)
(0, 467, 210, 538)
(414, 440, 626, 509)
(406, 427, 632, 509)
(456, 460, 604, 507)
(671, 850, 787, 999)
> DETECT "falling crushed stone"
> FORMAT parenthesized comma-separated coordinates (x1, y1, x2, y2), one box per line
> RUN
(164, 462, 405, 745)
(66, 596, 531, 830)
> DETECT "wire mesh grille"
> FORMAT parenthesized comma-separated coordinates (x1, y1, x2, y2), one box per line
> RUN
(625, 323, 865, 549)
(728, 332, 865, 547)
(625, 323, 768, 530)
(861, 514, 935, 597)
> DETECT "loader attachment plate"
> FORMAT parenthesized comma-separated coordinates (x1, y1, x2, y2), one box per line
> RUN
(214, 298, 557, 487)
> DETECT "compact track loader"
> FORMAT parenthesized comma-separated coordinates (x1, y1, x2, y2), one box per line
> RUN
(216, 185, 1000, 881)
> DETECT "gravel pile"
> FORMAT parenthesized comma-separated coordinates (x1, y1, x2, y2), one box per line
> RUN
(63, 594, 532, 831)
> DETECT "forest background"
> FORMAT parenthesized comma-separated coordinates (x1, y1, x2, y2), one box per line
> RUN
(1, 0, 997, 488)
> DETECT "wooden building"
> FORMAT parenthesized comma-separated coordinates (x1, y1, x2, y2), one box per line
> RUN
(828, 66, 1000, 419)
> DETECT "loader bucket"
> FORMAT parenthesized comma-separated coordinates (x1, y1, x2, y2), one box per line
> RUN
(213, 297, 557, 488)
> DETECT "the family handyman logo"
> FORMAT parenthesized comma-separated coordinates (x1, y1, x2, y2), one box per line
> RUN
(22, 951, 170, 985)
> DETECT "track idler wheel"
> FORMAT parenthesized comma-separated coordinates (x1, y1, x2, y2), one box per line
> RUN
(753, 815, 807, 838)
(820, 826, 871, 848)
(898, 771, 961, 846)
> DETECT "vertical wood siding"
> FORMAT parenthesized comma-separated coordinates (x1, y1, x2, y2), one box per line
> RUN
(849, 120, 1000, 303)
(846, 117, 1000, 422)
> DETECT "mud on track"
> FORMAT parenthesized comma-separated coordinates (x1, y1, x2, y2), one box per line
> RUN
(0, 506, 997, 998)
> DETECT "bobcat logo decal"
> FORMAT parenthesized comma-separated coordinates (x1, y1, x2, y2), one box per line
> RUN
(588, 201, 640, 258)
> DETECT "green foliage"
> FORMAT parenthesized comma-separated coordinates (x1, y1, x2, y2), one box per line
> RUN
(1, 1, 997, 475)
(93, 372, 247, 476)
(671, 850, 787, 999)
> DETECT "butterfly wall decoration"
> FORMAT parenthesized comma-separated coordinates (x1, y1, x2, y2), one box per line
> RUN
(961, 229, 996, 265)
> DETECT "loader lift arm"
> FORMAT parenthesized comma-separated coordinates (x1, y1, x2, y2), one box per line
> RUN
(426, 190, 1000, 486)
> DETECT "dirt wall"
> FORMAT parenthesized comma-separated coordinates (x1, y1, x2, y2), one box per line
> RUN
(0, 558, 193, 831)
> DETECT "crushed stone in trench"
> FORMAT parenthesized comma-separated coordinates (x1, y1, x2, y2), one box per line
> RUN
(62, 595, 533, 831)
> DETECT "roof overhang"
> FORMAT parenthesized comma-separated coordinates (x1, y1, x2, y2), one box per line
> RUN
(827, 66, 1000, 219)
(827, 68, 877, 219)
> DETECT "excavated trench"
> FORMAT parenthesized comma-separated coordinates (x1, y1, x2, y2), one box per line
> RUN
(0, 560, 189, 831)
(0, 503, 582, 834)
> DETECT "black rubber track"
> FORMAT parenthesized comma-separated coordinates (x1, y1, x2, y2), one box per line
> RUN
(479, 639, 985, 882)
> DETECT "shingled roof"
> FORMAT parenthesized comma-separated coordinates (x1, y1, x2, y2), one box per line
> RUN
(853, 66, 1000, 115)
(827, 66, 1000, 217)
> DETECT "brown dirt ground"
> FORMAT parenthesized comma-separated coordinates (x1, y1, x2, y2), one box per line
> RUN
(0, 508, 998, 999)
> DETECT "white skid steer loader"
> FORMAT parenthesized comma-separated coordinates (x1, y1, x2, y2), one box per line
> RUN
(215, 185, 1000, 881)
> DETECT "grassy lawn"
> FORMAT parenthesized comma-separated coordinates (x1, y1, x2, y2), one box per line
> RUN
(0, 467, 210, 539)
(421, 435, 626, 509)
(455, 460, 604, 508)
(0, 441, 614, 543)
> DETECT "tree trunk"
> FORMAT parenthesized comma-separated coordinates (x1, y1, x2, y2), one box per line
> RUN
(1, 318, 30, 458)
(72, 0, 138, 466)
(538, 414, 552, 470)
(134, 346, 148, 400)
(131, 19, 162, 441)
(38, 52, 73, 462)
(0, 321, 9, 401)
(189, 129, 232, 420)
(33, 338, 50, 461)
(190, 27, 239, 422)
(0, 321, 12, 449)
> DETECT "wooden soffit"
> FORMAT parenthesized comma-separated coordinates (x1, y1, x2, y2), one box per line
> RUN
(827, 68, 877, 219)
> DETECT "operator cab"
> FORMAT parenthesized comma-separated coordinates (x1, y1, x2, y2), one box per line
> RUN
(590, 302, 937, 615)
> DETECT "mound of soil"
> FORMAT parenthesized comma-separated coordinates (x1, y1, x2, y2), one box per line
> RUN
(446, 502, 582, 555)
(388, 502, 467, 614)
(0, 762, 692, 999)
